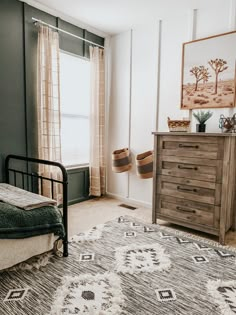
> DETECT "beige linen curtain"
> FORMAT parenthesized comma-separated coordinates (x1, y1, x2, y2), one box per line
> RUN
(37, 25, 62, 202)
(89, 46, 105, 196)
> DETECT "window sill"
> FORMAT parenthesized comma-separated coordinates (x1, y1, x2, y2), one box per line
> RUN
(66, 164, 89, 171)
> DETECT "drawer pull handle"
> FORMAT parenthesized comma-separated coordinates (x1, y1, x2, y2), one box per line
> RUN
(178, 165, 198, 170)
(179, 144, 199, 149)
(176, 206, 196, 213)
(177, 186, 197, 193)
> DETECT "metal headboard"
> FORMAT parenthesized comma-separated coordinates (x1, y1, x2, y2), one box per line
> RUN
(5, 154, 68, 257)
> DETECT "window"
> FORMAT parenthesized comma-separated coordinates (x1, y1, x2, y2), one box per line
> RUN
(60, 51, 90, 167)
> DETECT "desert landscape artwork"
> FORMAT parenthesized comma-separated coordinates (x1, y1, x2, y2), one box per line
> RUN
(181, 31, 236, 109)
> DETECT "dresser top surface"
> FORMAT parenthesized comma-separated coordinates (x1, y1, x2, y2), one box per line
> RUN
(152, 132, 236, 137)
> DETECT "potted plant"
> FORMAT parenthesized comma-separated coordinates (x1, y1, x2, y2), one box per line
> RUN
(193, 110, 213, 132)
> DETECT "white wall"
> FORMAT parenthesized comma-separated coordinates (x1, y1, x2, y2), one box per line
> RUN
(192, 1, 236, 133)
(107, 0, 236, 206)
(107, 23, 159, 206)
(158, 13, 190, 131)
(159, 1, 236, 133)
(129, 23, 159, 205)
(107, 31, 131, 198)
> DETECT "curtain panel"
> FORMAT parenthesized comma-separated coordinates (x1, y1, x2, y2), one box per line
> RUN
(37, 25, 62, 202)
(89, 47, 105, 196)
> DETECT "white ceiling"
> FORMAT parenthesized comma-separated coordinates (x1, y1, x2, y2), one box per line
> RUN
(26, 0, 228, 35)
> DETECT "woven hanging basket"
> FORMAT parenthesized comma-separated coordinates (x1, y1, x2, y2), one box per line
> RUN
(167, 117, 190, 132)
(136, 150, 153, 179)
(112, 148, 132, 173)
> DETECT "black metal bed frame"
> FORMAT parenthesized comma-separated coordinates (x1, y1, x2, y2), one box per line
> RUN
(5, 154, 68, 257)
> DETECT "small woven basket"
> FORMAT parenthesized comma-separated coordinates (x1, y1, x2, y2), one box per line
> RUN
(167, 117, 190, 132)
(136, 150, 153, 179)
(112, 148, 132, 173)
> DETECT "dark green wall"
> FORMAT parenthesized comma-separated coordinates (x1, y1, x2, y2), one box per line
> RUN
(68, 167, 89, 205)
(0, 0, 103, 203)
(58, 18, 84, 56)
(0, 0, 26, 182)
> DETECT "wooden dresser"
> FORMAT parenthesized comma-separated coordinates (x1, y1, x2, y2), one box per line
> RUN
(152, 132, 236, 244)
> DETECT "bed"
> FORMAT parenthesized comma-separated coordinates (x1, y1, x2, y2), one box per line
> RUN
(0, 154, 68, 270)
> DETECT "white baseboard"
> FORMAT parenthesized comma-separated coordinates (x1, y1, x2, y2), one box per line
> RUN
(106, 192, 152, 209)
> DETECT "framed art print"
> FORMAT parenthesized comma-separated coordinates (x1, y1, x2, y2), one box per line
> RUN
(181, 31, 236, 109)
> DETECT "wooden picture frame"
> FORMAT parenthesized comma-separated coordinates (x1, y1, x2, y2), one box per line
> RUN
(181, 31, 236, 110)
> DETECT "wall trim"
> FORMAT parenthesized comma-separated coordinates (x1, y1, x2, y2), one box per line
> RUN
(155, 19, 162, 131)
(229, 0, 236, 30)
(68, 196, 90, 206)
(187, 9, 198, 124)
(188, 8, 197, 41)
(22, 3, 28, 158)
(106, 192, 152, 209)
(67, 166, 89, 174)
(104, 35, 112, 195)
(127, 29, 133, 199)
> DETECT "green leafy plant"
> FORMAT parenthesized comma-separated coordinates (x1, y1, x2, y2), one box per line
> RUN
(193, 110, 213, 125)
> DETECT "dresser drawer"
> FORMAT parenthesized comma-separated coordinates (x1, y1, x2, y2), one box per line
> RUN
(157, 155, 222, 183)
(157, 195, 219, 227)
(157, 175, 221, 205)
(157, 136, 223, 160)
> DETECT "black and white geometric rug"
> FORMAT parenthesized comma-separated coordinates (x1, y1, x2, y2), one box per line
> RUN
(0, 216, 236, 315)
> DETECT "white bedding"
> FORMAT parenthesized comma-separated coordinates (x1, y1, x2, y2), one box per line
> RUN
(0, 234, 58, 271)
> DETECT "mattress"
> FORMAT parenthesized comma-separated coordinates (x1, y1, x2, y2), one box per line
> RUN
(0, 233, 58, 271)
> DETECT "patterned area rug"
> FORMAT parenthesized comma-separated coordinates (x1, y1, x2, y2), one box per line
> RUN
(0, 216, 236, 315)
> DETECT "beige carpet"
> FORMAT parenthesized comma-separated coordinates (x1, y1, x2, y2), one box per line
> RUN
(68, 197, 236, 247)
